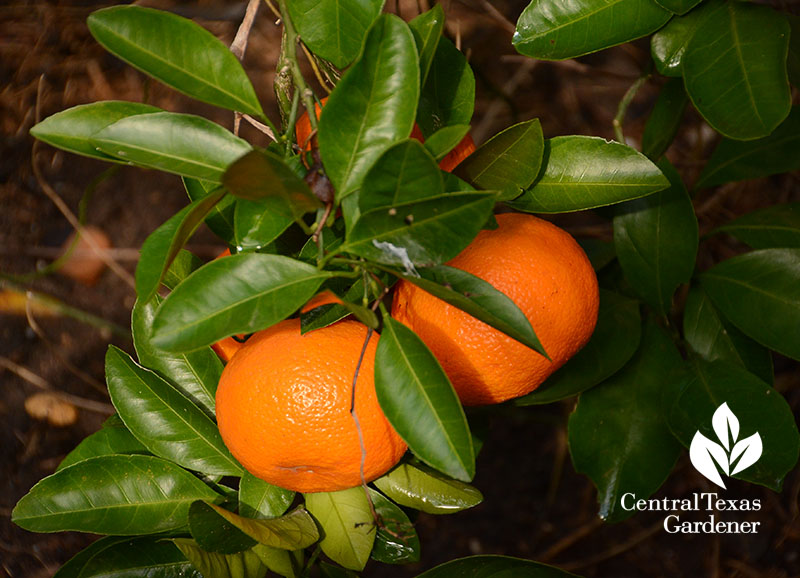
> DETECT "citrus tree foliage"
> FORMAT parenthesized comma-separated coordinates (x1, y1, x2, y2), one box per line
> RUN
(14, 0, 800, 576)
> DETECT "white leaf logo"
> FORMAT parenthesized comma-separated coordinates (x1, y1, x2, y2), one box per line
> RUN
(689, 403, 762, 488)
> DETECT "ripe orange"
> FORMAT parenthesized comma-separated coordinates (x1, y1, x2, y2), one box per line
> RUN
(296, 97, 475, 172)
(391, 213, 599, 406)
(215, 318, 407, 493)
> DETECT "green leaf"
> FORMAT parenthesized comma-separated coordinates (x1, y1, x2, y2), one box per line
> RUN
(423, 125, 471, 162)
(239, 472, 295, 519)
(12, 454, 222, 534)
(29, 101, 160, 161)
(376, 318, 475, 481)
(184, 177, 236, 245)
(136, 189, 227, 302)
(788, 15, 800, 88)
(319, 14, 419, 201)
(288, 0, 382, 69)
(682, 1, 791, 140)
(54, 536, 201, 578)
(56, 415, 149, 472)
(695, 107, 800, 190)
(641, 77, 688, 160)
(516, 290, 641, 405)
(105, 346, 242, 476)
(87, 5, 264, 117)
(578, 238, 616, 271)
(373, 462, 483, 514)
(416, 36, 475, 137)
(305, 488, 376, 571)
(342, 191, 496, 266)
(682, 286, 773, 385)
(568, 320, 683, 522)
(233, 199, 295, 251)
(359, 139, 444, 214)
(386, 264, 545, 355)
(200, 503, 319, 551)
(409, 4, 444, 86)
(252, 545, 299, 578)
(190, 501, 258, 554)
(513, 0, 671, 60)
(712, 203, 800, 250)
(151, 253, 332, 351)
(700, 248, 800, 361)
(172, 539, 268, 578)
(368, 489, 420, 564)
(653, 0, 701, 15)
(509, 136, 669, 213)
(668, 360, 799, 490)
(650, 1, 713, 77)
(613, 160, 697, 314)
(455, 119, 544, 197)
(91, 112, 252, 182)
(415, 555, 582, 577)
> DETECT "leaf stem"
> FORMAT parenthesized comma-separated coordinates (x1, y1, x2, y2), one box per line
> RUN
(613, 63, 652, 144)
(278, 0, 319, 132)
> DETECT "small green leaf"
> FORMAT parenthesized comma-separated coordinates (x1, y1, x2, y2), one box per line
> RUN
(668, 359, 799, 490)
(568, 320, 684, 522)
(172, 539, 268, 578)
(423, 125, 471, 162)
(252, 545, 299, 578)
(189, 501, 258, 554)
(56, 415, 149, 472)
(650, 0, 714, 77)
(151, 253, 332, 352)
(12, 455, 222, 534)
(376, 318, 475, 481)
(409, 4, 444, 85)
(712, 202, 800, 250)
(239, 472, 295, 519)
(641, 77, 688, 160)
(105, 346, 242, 476)
(516, 290, 642, 405)
(455, 119, 544, 196)
(305, 488, 376, 571)
(654, 0, 702, 15)
(91, 112, 252, 182)
(184, 177, 236, 245)
(509, 136, 669, 213)
(417, 36, 475, 137)
(415, 555, 582, 578)
(368, 489, 420, 564)
(319, 14, 419, 201)
(700, 248, 800, 361)
(373, 462, 483, 514)
(201, 503, 319, 551)
(29, 101, 160, 161)
(513, 0, 671, 60)
(88, 5, 264, 117)
(683, 1, 791, 140)
(233, 198, 294, 252)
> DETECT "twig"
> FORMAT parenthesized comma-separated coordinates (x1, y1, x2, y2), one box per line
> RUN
(536, 517, 604, 562)
(279, 0, 319, 132)
(301, 43, 334, 94)
(560, 518, 664, 571)
(230, 0, 261, 60)
(473, 59, 537, 144)
(242, 113, 277, 140)
(478, 0, 516, 34)
(613, 65, 652, 143)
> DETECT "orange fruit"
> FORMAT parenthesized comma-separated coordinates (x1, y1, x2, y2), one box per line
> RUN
(300, 289, 343, 313)
(391, 212, 599, 406)
(296, 97, 475, 172)
(215, 318, 407, 493)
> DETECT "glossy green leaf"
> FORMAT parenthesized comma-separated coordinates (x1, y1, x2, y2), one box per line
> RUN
(359, 139, 444, 214)
(642, 77, 688, 160)
(190, 501, 258, 554)
(682, 286, 773, 385)
(287, 0, 383, 68)
(239, 472, 295, 519)
(713, 203, 800, 250)
(650, 1, 714, 77)
(184, 177, 236, 245)
(252, 545, 299, 578)
(424, 124, 471, 162)
(233, 199, 294, 251)
(172, 539, 268, 578)
(416, 555, 581, 577)
(151, 253, 332, 351)
(105, 346, 242, 476)
(568, 320, 684, 522)
(29, 101, 160, 161)
(376, 318, 475, 481)
(368, 489, 420, 564)
(455, 119, 544, 197)
(343, 192, 496, 266)
(12, 454, 222, 534)
(319, 14, 419, 201)
(373, 462, 483, 514)
(613, 160, 697, 314)
(700, 248, 800, 361)
(305, 488, 376, 571)
(509, 136, 669, 213)
(200, 504, 319, 551)
(54, 536, 201, 578)
(88, 5, 263, 117)
(669, 359, 799, 490)
(386, 264, 545, 355)
(683, 1, 791, 140)
(653, 0, 701, 15)
(136, 189, 227, 303)
(91, 112, 252, 182)
(409, 4, 444, 85)
(695, 107, 800, 190)
(516, 290, 641, 405)
(417, 36, 475, 138)
(56, 415, 149, 472)
(513, 0, 671, 60)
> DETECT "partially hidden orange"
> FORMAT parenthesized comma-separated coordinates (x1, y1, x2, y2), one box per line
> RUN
(391, 213, 599, 406)
(215, 318, 407, 493)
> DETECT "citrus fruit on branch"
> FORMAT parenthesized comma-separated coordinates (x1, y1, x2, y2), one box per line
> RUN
(215, 318, 407, 493)
(392, 213, 599, 406)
